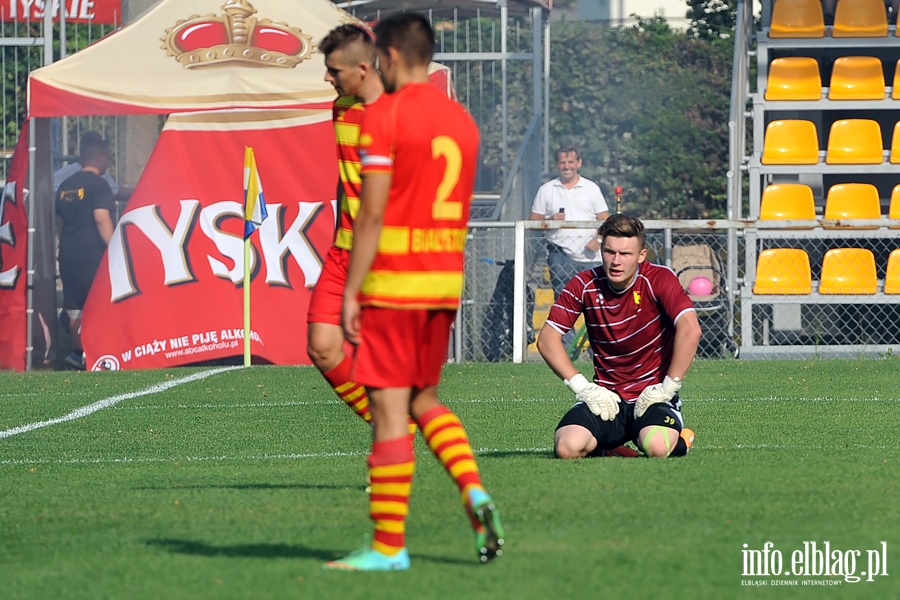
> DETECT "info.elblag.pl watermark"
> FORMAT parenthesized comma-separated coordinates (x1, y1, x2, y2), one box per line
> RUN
(741, 541, 889, 586)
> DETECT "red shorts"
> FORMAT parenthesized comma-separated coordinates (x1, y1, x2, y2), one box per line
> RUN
(307, 246, 349, 326)
(354, 308, 456, 389)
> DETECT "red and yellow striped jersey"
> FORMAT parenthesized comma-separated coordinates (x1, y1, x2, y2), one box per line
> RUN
(358, 83, 480, 310)
(332, 94, 375, 250)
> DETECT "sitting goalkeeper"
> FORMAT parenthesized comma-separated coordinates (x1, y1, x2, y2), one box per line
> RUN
(536, 214, 701, 459)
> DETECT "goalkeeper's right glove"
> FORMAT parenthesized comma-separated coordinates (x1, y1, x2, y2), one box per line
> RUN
(565, 374, 621, 422)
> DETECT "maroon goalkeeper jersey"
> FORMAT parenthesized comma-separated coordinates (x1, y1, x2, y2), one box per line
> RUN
(545, 261, 696, 401)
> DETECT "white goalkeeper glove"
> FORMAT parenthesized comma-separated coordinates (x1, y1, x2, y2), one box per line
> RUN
(634, 376, 682, 418)
(565, 374, 621, 421)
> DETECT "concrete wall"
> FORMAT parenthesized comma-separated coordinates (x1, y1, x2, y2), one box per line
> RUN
(116, 0, 163, 195)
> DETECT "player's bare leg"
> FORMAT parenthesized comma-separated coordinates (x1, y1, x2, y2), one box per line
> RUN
(553, 424, 598, 459)
(64, 310, 86, 370)
(638, 425, 692, 458)
(309, 322, 417, 437)
(411, 387, 505, 563)
(325, 387, 414, 571)
(307, 321, 346, 373)
(309, 321, 383, 493)
(308, 321, 372, 422)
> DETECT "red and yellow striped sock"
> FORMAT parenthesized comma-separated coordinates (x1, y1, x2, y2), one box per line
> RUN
(417, 405, 485, 527)
(322, 357, 371, 422)
(321, 359, 416, 434)
(368, 435, 415, 556)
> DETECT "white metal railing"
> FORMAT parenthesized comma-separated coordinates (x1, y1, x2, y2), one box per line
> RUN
(463, 219, 900, 363)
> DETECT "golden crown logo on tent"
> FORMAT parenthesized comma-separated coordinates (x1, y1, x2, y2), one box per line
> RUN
(161, 0, 314, 69)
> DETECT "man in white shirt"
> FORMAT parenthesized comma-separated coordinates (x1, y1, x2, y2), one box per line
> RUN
(530, 146, 610, 296)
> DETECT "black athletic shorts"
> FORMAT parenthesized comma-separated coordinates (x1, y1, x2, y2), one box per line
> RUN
(555, 395, 684, 458)
(59, 259, 101, 310)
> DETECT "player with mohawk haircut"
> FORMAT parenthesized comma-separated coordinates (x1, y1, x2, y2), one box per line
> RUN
(324, 12, 505, 572)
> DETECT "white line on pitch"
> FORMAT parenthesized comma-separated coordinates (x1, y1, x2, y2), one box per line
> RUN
(2, 393, 896, 407)
(0, 367, 239, 440)
(0, 451, 368, 465)
(0, 447, 551, 466)
(7, 395, 900, 403)
(2, 443, 894, 467)
(108, 396, 895, 411)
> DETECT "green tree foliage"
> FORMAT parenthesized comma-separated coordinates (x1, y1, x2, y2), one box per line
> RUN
(686, 0, 737, 44)
(2, 23, 116, 156)
(543, 18, 732, 218)
(2, 24, 41, 152)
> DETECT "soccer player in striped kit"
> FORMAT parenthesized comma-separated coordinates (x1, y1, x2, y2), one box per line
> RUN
(537, 214, 701, 460)
(324, 13, 505, 572)
(307, 24, 390, 428)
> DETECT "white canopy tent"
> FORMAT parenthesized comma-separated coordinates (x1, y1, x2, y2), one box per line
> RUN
(13, 0, 456, 369)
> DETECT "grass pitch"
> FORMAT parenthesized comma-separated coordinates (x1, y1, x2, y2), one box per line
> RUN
(1, 359, 898, 599)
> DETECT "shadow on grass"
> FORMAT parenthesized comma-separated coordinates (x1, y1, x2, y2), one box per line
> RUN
(477, 449, 555, 459)
(133, 482, 352, 492)
(147, 538, 336, 560)
(407, 552, 479, 567)
(148, 539, 478, 567)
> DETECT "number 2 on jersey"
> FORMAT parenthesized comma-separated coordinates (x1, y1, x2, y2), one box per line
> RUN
(431, 135, 463, 220)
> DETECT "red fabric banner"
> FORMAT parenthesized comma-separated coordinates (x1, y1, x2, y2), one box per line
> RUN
(0, 123, 29, 372)
(28, 77, 334, 118)
(82, 113, 337, 370)
(1, 0, 122, 24)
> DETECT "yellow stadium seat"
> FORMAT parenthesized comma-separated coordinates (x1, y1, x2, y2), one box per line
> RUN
(760, 184, 816, 226)
(885, 249, 900, 294)
(825, 119, 883, 164)
(753, 248, 812, 294)
(769, 0, 825, 37)
(890, 184, 900, 229)
(766, 57, 822, 100)
(824, 183, 882, 229)
(893, 60, 900, 99)
(833, 0, 888, 37)
(828, 56, 885, 100)
(762, 120, 819, 164)
(820, 248, 877, 294)
(891, 121, 900, 163)
(533, 287, 556, 308)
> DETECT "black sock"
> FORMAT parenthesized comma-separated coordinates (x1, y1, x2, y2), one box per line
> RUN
(669, 436, 689, 457)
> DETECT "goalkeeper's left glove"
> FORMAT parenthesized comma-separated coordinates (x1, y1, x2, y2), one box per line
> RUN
(634, 376, 682, 418)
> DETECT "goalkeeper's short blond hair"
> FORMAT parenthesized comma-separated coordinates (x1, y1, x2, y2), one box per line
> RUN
(599, 214, 646, 250)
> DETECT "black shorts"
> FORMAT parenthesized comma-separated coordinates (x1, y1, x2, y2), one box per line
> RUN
(59, 259, 101, 310)
(555, 395, 684, 458)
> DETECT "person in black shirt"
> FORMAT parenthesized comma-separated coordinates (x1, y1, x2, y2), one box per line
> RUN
(55, 136, 116, 369)
(53, 130, 119, 196)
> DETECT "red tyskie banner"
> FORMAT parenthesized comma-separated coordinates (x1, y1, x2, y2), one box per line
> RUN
(0, 123, 29, 371)
(82, 111, 337, 370)
(1, 0, 122, 24)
